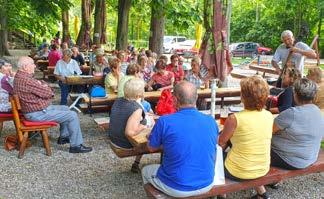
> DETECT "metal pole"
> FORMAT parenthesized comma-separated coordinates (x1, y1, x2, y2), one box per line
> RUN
(210, 79, 217, 118)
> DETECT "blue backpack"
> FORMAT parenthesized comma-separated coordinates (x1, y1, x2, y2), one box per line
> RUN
(90, 85, 106, 97)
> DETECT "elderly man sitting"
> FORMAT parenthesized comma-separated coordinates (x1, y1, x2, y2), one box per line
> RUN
(54, 49, 82, 105)
(14, 56, 92, 153)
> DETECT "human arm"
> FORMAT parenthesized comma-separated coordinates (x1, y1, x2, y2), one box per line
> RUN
(125, 108, 147, 137)
(218, 114, 237, 149)
(272, 108, 293, 134)
(146, 118, 163, 152)
(271, 60, 282, 75)
(290, 47, 317, 59)
(28, 79, 54, 99)
(54, 61, 66, 82)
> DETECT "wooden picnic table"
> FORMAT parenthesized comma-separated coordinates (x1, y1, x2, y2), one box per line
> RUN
(64, 75, 104, 85)
(82, 87, 241, 104)
(129, 119, 223, 147)
(36, 60, 49, 71)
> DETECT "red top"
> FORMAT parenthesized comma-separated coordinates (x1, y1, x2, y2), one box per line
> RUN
(48, 50, 62, 66)
(151, 71, 174, 87)
(13, 70, 54, 113)
(166, 64, 184, 83)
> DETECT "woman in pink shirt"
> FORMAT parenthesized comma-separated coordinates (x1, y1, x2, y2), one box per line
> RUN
(48, 44, 62, 66)
(147, 60, 174, 91)
(166, 54, 184, 84)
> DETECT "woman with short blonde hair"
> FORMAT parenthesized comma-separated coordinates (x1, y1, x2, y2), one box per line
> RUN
(109, 78, 150, 173)
(219, 76, 273, 199)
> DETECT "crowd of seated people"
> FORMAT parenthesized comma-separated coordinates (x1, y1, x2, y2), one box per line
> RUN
(2, 34, 324, 199)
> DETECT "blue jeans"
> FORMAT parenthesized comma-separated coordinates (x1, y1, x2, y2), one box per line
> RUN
(58, 81, 70, 105)
(24, 105, 84, 147)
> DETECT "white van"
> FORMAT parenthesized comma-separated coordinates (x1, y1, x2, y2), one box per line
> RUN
(163, 36, 186, 54)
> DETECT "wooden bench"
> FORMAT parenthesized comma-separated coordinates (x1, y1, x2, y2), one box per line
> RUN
(94, 117, 109, 131)
(144, 150, 324, 198)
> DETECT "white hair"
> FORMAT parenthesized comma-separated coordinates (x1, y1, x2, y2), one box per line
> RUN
(124, 78, 145, 100)
(281, 30, 294, 40)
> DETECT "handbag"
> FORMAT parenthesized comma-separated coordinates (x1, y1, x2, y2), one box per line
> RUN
(213, 144, 225, 185)
(155, 89, 176, 116)
(4, 134, 18, 151)
(90, 85, 106, 97)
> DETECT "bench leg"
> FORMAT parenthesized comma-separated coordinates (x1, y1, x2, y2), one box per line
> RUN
(41, 130, 51, 156)
(18, 132, 28, 159)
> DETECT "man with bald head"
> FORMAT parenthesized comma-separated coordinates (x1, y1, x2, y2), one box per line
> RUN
(13, 56, 92, 153)
(142, 81, 219, 197)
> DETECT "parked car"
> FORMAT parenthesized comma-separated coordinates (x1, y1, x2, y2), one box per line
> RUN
(163, 36, 186, 54)
(174, 40, 196, 55)
(231, 42, 272, 58)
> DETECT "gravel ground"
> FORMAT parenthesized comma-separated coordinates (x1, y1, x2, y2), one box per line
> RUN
(0, 50, 323, 199)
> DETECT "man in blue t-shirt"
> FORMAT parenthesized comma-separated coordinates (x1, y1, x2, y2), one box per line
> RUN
(141, 81, 219, 198)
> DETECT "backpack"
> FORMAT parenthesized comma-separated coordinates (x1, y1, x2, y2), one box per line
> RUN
(90, 85, 106, 97)
(156, 89, 176, 116)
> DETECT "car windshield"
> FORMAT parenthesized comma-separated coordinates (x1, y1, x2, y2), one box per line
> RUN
(164, 37, 172, 43)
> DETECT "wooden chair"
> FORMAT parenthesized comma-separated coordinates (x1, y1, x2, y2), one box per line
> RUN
(10, 95, 58, 159)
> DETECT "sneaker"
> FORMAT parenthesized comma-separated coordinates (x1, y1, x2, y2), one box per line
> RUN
(57, 137, 70, 145)
(69, 144, 92, 153)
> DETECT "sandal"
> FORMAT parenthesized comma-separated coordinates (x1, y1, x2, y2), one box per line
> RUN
(251, 192, 270, 199)
(131, 161, 141, 173)
(267, 182, 280, 189)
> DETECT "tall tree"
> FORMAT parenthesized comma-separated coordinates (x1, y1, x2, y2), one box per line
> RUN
(0, 0, 10, 56)
(93, 0, 107, 45)
(77, 0, 94, 48)
(149, 0, 165, 56)
(62, 9, 70, 43)
(116, 0, 132, 50)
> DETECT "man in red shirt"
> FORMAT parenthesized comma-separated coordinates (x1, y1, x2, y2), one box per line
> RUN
(14, 56, 92, 153)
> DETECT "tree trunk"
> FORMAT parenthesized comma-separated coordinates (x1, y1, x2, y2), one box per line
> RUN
(62, 9, 70, 43)
(149, 1, 165, 56)
(0, 3, 10, 56)
(318, 7, 323, 57)
(77, 0, 93, 48)
(226, 0, 232, 44)
(93, 0, 107, 45)
(116, 0, 132, 50)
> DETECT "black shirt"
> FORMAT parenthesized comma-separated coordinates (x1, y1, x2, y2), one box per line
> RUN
(108, 98, 146, 148)
(71, 54, 85, 66)
(278, 86, 295, 112)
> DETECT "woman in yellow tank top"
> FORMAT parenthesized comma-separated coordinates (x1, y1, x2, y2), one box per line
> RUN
(219, 76, 273, 199)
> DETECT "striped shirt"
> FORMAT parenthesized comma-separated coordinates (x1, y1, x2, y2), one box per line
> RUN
(13, 70, 54, 113)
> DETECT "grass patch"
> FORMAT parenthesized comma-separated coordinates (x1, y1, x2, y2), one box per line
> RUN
(321, 140, 324, 149)
(231, 57, 252, 65)
(320, 64, 324, 70)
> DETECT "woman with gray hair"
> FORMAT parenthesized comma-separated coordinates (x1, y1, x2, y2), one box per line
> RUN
(0, 60, 14, 112)
(272, 78, 324, 170)
(108, 78, 152, 173)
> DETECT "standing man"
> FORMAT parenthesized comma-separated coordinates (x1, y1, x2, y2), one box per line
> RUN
(14, 56, 92, 153)
(142, 81, 219, 198)
(272, 30, 316, 87)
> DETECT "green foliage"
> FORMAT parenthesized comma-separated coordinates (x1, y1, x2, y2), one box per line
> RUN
(230, 0, 322, 50)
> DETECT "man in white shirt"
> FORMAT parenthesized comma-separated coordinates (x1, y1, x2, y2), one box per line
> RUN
(54, 49, 82, 105)
(272, 30, 316, 87)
